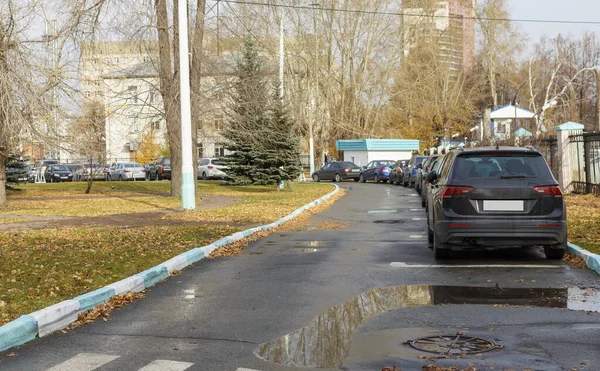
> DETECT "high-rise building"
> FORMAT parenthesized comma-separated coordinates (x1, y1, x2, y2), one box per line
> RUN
(80, 41, 159, 103)
(402, 0, 475, 71)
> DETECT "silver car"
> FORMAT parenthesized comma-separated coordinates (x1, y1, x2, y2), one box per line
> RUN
(72, 163, 107, 181)
(107, 162, 146, 181)
(197, 158, 227, 180)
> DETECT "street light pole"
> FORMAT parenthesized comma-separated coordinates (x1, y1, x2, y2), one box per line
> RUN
(308, 2, 320, 175)
(279, 15, 284, 99)
(178, 0, 196, 210)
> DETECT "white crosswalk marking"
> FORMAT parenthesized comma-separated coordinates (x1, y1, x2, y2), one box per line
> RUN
(236, 368, 262, 371)
(46, 353, 119, 371)
(138, 360, 194, 371)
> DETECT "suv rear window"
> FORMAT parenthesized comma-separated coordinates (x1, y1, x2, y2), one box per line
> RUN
(163, 158, 171, 165)
(452, 153, 554, 182)
(212, 160, 224, 166)
(415, 156, 427, 165)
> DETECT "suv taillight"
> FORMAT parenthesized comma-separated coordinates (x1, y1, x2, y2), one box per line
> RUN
(159, 165, 163, 173)
(442, 186, 474, 198)
(208, 165, 214, 169)
(533, 185, 563, 198)
(344, 168, 350, 172)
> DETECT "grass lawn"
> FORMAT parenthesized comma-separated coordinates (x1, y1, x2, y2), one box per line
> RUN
(566, 194, 600, 255)
(0, 181, 335, 324)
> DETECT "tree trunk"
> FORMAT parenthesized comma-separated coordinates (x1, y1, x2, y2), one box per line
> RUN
(191, 0, 206, 184)
(0, 155, 7, 207)
(596, 70, 600, 131)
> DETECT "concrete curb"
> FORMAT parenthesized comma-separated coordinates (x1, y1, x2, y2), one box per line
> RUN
(567, 242, 600, 276)
(0, 184, 339, 352)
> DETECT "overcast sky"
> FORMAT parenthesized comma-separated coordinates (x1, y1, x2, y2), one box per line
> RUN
(507, 0, 600, 45)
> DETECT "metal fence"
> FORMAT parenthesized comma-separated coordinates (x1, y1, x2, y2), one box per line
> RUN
(569, 131, 600, 195)
(531, 136, 559, 181)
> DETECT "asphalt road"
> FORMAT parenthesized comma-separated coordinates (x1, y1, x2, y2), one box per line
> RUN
(1, 182, 599, 371)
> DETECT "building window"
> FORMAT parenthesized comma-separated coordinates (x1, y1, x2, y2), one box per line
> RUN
(94, 80, 101, 87)
(84, 91, 91, 98)
(94, 91, 102, 97)
(149, 91, 155, 103)
(103, 57, 110, 64)
(198, 143, 204, 158)
(134, 57, 140, 63)
(128, 85, 138, 103)
(113, 57, 120, 64)
(93, 58, 98, 64)
(123, 57, 129, 64)
(214, 114, 224, 131)
(152, 121, 160, 130)
(143, 56, 149, 63)
(214, 146, 225, 158)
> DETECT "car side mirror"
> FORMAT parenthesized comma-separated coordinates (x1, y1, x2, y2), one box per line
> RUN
(426, 171, 438, 183)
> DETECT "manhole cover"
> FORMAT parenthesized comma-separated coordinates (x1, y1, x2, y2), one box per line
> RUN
(406, 334, 501, 355)
(373, 220, 405, 224)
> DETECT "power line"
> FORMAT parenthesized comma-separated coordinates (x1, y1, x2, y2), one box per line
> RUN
(218, 0, 600, 25)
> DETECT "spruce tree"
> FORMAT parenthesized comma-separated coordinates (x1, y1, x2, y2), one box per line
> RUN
(221, 40, 270, 185)
(253, 89, 302, 188)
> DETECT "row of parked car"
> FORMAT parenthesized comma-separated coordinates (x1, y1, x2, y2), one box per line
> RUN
(313, 147, 567, 261)
(7, 157, 229, 184)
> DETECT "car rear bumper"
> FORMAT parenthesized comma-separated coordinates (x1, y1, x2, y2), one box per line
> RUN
(434, 219, 567, 248)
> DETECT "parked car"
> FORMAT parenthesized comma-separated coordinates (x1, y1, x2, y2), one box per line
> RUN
(198, 158, 228, 180)
(147, 157, 171, 180)
(107, 162, 146, 181)
(421, 156, 443, 208)
(401, 155, 428, 188)
(62, 164, 78, 173)
(359, 160, 395, 183)
(312, 161, 362, 182)
(416, 155, 441, 195)
(426, 146, 566, 260)
(44, 164, 73, 183)
(27, 165, 38, 182)
(389, 160, 408, 185)
(72, 163, 107, 181)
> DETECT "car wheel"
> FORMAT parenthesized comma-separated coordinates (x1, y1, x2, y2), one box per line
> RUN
(421, 197, 426, 207)
(374, 174, 379, 183)
(155, 172, 160, 181)
(202, 172, 207, 180)
(313, 173, 320, 182)
(354, 178, 360, 182)
(119, 175, 124, 181)
(416, 184, 421, 195)
(359, 174, 366, 183)
(433, 231, 450, 259)
(402, 177, 408, 187)
(335, 173, 343, 183)
(544, 245, 566, 260)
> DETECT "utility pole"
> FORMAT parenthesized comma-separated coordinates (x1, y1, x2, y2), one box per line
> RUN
(178, 0, 196, 209)
(309, 2, 320, 175)
(279, 15, 284, 99)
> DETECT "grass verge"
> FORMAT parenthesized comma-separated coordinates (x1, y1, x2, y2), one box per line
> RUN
(0, 182, 336, 324)
(565, 194, 600, 255)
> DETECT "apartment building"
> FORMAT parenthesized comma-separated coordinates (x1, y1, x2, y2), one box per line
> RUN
(402, 0, 475, 71)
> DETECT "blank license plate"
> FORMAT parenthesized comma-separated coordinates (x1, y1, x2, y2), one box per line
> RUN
(483, 200, 524, 212)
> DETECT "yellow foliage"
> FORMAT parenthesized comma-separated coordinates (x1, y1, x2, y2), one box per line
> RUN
(135, 128, 162, 165)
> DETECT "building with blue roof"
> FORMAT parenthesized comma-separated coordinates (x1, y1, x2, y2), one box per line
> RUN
(336, 139, 420, 166)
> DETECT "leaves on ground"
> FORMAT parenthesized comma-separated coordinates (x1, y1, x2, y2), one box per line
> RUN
(562, 253, 588, 269)
(566, 194, 600, 255)
(70, 292, 145, 329)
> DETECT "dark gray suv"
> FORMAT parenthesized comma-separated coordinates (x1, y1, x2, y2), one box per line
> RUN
(426, 147, 566, 260)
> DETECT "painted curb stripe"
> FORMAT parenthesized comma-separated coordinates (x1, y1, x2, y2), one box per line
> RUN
(138, 360, 194, 371)
(107, 276, 145, 296)
(568, 242, 600, 275)
(136, 266, 169, 289)
(30, 300, 80, 337)
(74, 287, 116, 313)
(0, 315, 38, 352)
(0, 184, 339, 352)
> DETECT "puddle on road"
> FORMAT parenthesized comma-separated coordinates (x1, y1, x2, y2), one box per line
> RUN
(255, 285, 600, 369)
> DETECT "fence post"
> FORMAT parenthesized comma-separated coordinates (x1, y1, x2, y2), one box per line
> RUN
(556, 126, 572, 193)
(584, 136, 592, 194)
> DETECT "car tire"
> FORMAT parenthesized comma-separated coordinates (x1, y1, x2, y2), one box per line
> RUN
(374, 174, 379, 183)
(433, 231, 450, 259)
(427, 218, 434, 245)
(359, 174, 366, 183)
(202, 172, 207, 180)
(119, 175, 124, 181)
(155, 172, 160, 181)
(354, 178, 360, 182)
(313, 174, 320, 182)
(335, 173, 343, 183)
(544, 245, 566, 260)
(421, 197, 426, 207)
(403, 177, 408, 187)
(416, 184, 421, 195)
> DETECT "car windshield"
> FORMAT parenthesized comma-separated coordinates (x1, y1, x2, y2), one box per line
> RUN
(50, 165, 69, 171)
(378, 161, 395, 167)
(452, 153, 554, 182)
(64, 165, 78, 171)
(125, 164, 135, 168)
